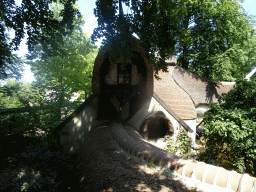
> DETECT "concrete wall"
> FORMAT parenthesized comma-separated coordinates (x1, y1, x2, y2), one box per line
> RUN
(59, 95, 108, 154)
(128, 96, 197, 144)
(128, 97, 180, 140)
(184, 119, 196, 144)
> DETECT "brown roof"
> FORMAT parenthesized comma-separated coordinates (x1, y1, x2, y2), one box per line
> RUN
(172, 66, 235, 106)
(154, 66, 197, 120)
(154, 65, 235, 119)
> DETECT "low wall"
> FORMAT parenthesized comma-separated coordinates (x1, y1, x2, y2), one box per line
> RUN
(57, 94, 109, 154)
(109, 122, 256, 192)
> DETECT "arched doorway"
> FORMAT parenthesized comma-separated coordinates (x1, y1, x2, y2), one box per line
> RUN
(139, 111, 174, 142)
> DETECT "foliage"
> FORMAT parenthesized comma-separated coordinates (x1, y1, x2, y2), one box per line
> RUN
(0, 53, 24, 82)
(0, 0, 80, 80)
(198, 78, 256, 175)
(0, 81, 79, 190)
(92, 0, 256, 81)
(0, 80, 46, 145)
(0, 80, 45, 108)
(0, 80, 73, 149)
(3, 147, 77, 191)
(28, 2, 98, 103)
(0, 2, 97, 150)
(164, 128, 192, 159)
(175, 0, 256, 81)
(12, 166, 45, 192)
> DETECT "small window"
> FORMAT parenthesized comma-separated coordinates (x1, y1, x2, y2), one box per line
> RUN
(118, 63, 132, 85)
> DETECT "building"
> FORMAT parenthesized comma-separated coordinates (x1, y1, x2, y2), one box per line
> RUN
(152, 61, 235, 144)
(57, 39, 236, 151)
(56, 39, 255, 191)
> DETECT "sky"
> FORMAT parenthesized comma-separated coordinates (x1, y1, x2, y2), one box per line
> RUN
(12, 0, 256, 83)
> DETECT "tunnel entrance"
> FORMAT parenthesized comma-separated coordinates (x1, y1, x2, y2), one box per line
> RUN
(139, 111, 174, 142)
(148, 118, 169, 140)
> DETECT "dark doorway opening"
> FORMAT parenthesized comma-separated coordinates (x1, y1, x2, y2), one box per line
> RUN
(140, 111, 174, 141)
(148, 118, 169, 140)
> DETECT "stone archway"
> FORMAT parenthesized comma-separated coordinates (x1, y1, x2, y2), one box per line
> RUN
(139, 111, 174, 142)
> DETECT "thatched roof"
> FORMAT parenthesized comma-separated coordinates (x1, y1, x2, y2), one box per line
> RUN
(154, 66, 197, 120)
(154, 65, 235, 120)
(172, 66, 235, 106)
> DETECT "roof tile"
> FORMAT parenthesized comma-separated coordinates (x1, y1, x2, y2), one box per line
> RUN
(154, 66, 197, 120)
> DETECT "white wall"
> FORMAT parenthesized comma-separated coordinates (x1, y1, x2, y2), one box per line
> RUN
(184, 119, 196, 144)
(59, 96, 107, 154)
(129, 97, 180, 141)
(129, 97, 197, 144)
(195, 104, 209, 137)
(196, 104, 209, 118)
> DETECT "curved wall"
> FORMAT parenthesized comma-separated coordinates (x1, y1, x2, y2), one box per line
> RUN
(92, 43, 153, 121)
(58, 94, 110, 154)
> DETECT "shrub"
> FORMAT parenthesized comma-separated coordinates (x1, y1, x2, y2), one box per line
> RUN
(198, 78, 256, 175)
(164, 128, 192, 158)
(10, 146, 78, 191)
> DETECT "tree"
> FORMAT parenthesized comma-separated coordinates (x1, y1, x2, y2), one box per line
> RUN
(0, 80, 49, 140)
(0, 0, 80, 80)
(92, 0, 256, 81)
(0, 80, 31, 108)
(199, 77, 256, 175)
(29, 30, 98, 99)
(176, 0, 256, 81)
(27, 2, 98, 123)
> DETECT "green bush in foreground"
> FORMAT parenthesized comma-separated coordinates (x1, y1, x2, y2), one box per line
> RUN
(164, 128, 192, 159)
(198, 78, 256, 176)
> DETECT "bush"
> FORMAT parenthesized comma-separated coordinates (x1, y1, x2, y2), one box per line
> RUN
(0, 80, 78, 149)
(0, 109, 60, 149)
(10, 147, 78, 192)
(198, 78, 256, 176)
(164, 128, 192, 158)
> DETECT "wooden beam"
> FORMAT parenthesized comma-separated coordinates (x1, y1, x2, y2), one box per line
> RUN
(153, 92, 194, 133)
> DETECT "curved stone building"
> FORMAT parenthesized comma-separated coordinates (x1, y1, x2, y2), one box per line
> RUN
(56, 40, 255, 191)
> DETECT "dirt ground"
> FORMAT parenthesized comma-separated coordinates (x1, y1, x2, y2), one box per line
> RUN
(73, 127, 204, 192)
(0, 128, 204, 192)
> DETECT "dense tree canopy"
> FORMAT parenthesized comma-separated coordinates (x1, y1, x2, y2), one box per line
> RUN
(28, 2, 98, 99)
(24, 2, 98, 128)
(0, 0, 80, 80)
(92, 0, 256, 81)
